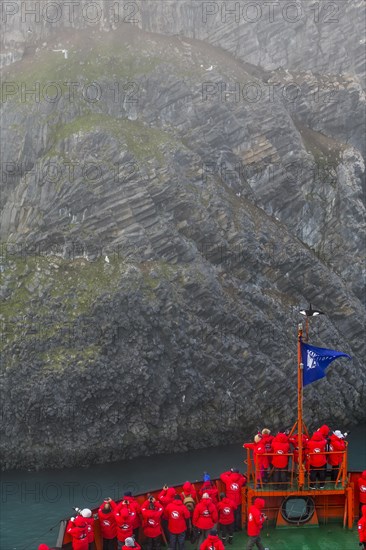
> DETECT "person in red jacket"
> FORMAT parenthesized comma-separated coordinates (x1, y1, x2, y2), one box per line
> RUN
(271, 433, 290, 489)
(217, 492, 237, 544)
(80, 509, 95, 550)
(220, 468, 246, 530)
(98, 498, 117, 550)
(246, 498, 267, 550)
(122, 537, 141, 550)
(164, 494, 191, 550)
(318, 424, 331, 440)
(307, 431, 327, 489)
(158, 486, 177, 508)
(243, 435, 267, 488)
(358, 471, 366, 518)
(200, 529, 225, 550)
(67, 515, 89, 550)
(115, 504, 135, 550)
(199, 474, 219, 504)
(327, 431, 346, 482)
(289, 432, 309, 468)
(260, 429, 274, 480)
(193, 493, 218, 549)
(118, 492, 142, 540)
(181, 481, 197, 501)
(141, 496, 164, 550)
(358, 505, 366, 549)
(117, 495, 141, 542)
(158, 485, 176, 540)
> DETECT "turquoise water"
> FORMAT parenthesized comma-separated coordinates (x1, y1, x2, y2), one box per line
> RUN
(0, 425, 365, 550)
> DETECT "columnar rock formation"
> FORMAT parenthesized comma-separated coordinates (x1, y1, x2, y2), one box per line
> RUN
(0, 1, 365, 470)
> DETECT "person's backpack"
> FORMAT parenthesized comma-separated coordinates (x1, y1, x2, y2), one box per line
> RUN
(183, 495, 195, 512)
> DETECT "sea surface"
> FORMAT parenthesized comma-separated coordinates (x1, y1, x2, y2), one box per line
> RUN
(1, 425, 365, 550)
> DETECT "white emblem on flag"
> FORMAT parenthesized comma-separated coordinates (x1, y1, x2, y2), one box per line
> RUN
(307, 350, 316, 369)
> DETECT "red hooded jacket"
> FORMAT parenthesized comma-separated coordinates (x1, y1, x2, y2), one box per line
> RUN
(141, 505, 163, 538)
(181, 481, 197, 500)
(199, 482, 219, 503)
(318, 425, 330, 438)
(307, 432, 327, 467)
(219, 471, 246, 505)
(115, 507, 134, 541)
(200, 534, 225, 550)
(358, 471, 366, 504)
(83, 517, 95, 543)
(193, 498, 218, 530)
(117, 497, 141, 528)
(98, 501, 117, 540)
(164, 499, 191, 534)
(243, 440, 269, 470)
(358, 505, 366, 543)
(289, 433, 309, 464)
(271, 434, 290, 468)
(67, 516, 89, 550)
(158, 487, 176, 508)
(247, 498, 265, 537)
(327, 434, 346, 466)
(217, 497, 237, 525)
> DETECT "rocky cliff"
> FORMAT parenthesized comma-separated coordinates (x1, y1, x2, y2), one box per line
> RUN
(0, 2, 365, 470)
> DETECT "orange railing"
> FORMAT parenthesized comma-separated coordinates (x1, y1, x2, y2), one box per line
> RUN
(244, 446, 348, 490)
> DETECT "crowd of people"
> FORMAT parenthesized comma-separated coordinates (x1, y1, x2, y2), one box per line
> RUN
(243, 424, 348, 489)
(37, 425, 365, 550)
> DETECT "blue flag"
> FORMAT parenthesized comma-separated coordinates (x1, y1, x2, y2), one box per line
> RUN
(301, 341, 351, 386)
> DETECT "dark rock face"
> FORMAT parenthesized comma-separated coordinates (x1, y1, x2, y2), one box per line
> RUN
(0, 4, 365, 470)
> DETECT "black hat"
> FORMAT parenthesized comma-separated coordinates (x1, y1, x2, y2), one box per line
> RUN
(210, 529, 218, 536)
(174, 494, 182, 500)
(124, 491, 132, 496)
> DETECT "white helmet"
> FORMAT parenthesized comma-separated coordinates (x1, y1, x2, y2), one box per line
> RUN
(81, 508, 92, 518)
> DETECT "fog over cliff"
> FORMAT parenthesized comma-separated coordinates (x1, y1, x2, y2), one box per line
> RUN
(0, 0, 365, 470)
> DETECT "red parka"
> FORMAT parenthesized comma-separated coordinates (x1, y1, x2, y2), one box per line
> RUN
(247, 498, 265, 537)
(243, 440, 269, 471)
(217, 497, 237, 525)
(67, 516, 89, 550)
(358, 471, 366, 505)
(358, 505, 366, 543)
(117, 497, 141, 528)
(193, 498, 218, 530)
(198, 482, 219, 503)
(327, 434, 346, 466)
(289, 433, 309, 464)
(318, 424, 330, 438)
(98, 501, 117, 540)
(261, 433, 274, 464)
(219, 471, 246, 505)
(115, 507, 134, 541)
(158, 487, 176, 508)
(307, 432, 327, 467)
(200, 534, 225, 550)
(181, 481, 197, 500)
(271, 433, 290, 468)
(164, 499, 191, 534)
(141, 505, 163, 538)
(83, 517, 95, 544)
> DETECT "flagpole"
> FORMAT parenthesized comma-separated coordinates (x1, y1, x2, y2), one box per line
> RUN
(297, 323, 305, 489)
